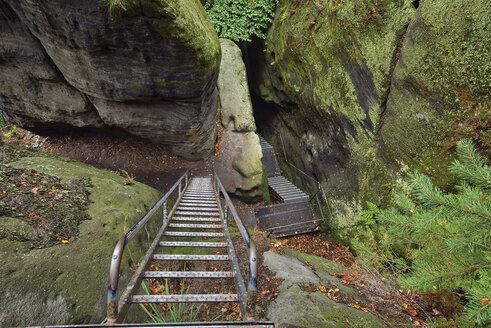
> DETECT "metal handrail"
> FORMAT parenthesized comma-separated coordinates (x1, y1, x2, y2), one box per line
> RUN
(273, 128, 332, 220)
(105, 169, 191, 324)
(212, 172, 258, 292)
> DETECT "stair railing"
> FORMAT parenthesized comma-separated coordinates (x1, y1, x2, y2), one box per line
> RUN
(272, 128, 332, 221)
(105, 169, 191, 324)
(212, 172, 257, 320)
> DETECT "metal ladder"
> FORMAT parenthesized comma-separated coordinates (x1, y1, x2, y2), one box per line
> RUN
(104, 171, 271, 327)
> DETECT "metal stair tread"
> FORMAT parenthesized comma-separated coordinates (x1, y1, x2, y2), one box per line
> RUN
(143, 271, 234, 278)
(172, 217, 222, 222)
(174, 211, 220, 216)
(168, 223, 223, 229)
(163, 231, 224, 237)
(159, 241, 227, 247)
(131, 294, 239, 303)
(153, 254, 229, 261)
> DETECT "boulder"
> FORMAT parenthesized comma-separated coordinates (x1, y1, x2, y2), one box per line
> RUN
(263, 251, 385, 328)
(216, 39, 265, 201)
(0, 148, 162, 326)
(0, 0, 221, 159)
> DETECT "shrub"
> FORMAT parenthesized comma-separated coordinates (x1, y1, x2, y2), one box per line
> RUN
(204, 0, 279, 42)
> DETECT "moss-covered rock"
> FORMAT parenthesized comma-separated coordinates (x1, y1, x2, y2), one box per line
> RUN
(216, 38, 266, 202)
(0, 152, 162, 326)
(251, 0, 416, 227)
(379, 0, 490, 187)
(263, 251, 384, 328)
(251, 0, 489, 230)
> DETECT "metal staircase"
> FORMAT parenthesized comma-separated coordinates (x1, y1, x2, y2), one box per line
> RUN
(256, 136, 326, 237)
(101, 171, 272, 327)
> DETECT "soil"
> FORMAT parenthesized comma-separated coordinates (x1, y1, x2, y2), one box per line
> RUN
(0, 144, 91, 248)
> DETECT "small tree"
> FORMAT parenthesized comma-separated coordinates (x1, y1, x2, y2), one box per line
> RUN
(361, 139, 490, 325)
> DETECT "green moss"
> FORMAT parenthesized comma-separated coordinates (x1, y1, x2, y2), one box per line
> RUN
(0, 153, 162, 325)
(101, 0, 220, 76)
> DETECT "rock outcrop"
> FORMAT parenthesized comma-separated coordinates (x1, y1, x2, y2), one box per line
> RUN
(379, 0, 490, 187)
(215, 39, 265, 201)
(263, 250, 385, 328)
(0, 0, 221, 159)
(251, 0, 489, 228)
(0, 147, 162, 326)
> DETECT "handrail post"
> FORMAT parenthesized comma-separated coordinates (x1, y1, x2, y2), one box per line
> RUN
(163, 200, 168, 222)
(106, 237, 125, 325)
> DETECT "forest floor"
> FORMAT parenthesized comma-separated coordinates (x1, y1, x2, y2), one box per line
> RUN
(0, 126, 452, 327)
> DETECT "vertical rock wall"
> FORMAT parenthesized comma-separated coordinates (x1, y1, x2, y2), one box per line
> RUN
(250, 0, 489, 229)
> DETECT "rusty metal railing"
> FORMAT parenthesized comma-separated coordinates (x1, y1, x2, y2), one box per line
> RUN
(105, 169, 191, 324)
(212, 172, 257, 320)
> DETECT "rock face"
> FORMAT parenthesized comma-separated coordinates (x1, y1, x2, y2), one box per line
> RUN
(263, 250, 385, 328)
(379, 0, 490, 187)
(0, 150, 162, 326)
(251, 0, 489, 228)
(0, 0, 221, 159)
(215, 39, 265, 201)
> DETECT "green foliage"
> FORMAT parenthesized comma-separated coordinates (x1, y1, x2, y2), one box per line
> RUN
(3, 125, 16, 138)
(204, 0, 279, 42)
(139, 276, 203, 322)
(0, 114, 8, 129)
(356, 139, 490, 325)
(99, 0, 136, 21)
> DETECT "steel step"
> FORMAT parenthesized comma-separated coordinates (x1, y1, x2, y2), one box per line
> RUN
(181, 197, 216, 201)
(175, 211, 220, 217)
(177, 207, 219, 212)
(276, 190, 305, 196)
(172, 217, 221, 222)
(271, 186, 302, 193)
(143, 271, 234, 278)
(168, 223, 223, 229)
(159, 241, 227, 247)
(164, 231, 224, 237)
(283, 196, 309, 201)
(153, 254, 229, 261)
(178, 202, 217, 207)
(131, 294, 239, 303)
